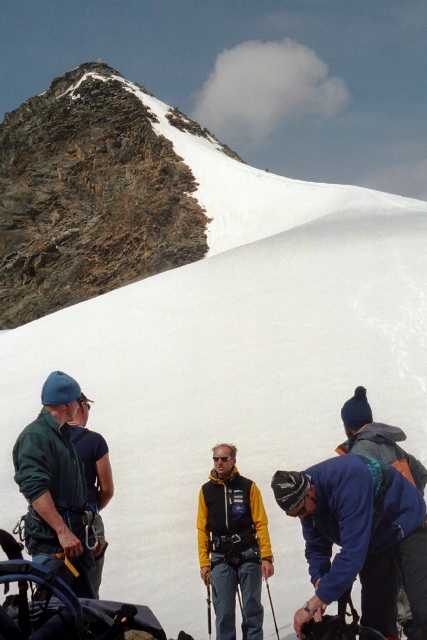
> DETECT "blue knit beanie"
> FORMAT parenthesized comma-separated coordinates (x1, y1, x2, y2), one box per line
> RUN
(341, 386, 373, 431)
(41, 371, 81, 405)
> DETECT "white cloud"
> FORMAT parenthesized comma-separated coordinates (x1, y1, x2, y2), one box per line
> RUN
(191, 38, 350, 145)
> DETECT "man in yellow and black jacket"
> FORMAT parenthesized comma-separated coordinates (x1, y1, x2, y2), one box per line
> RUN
(197, 443, 273, 640)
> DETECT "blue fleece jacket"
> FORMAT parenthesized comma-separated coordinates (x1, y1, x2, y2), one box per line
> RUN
(302, 454, 426, 604)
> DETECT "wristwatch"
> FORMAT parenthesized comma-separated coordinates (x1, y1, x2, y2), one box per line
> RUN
(303, 601, 317, 615)
(262, 556, 274, 563)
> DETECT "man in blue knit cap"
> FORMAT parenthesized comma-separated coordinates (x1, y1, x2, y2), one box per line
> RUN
(13, 371, 96, 598)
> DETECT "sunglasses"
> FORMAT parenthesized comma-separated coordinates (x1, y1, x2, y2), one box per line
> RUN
(286, 497, 308, 517)
(77, 397, 91, 411)
(213, 456, 232, 462)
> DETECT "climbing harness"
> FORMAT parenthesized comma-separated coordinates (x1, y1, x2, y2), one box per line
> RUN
(210, 527, 257, 554)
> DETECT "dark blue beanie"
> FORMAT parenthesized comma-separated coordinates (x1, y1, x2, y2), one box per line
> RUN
(41, 371, 81, 405)
(341, 386, 373, 431)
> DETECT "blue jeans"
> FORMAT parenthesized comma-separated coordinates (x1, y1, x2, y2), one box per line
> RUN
(211, 548, 263, 640)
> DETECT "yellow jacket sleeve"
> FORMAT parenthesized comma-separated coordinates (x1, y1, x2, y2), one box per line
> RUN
(197, 487, 210, 567)
(250, 482, 273, 558)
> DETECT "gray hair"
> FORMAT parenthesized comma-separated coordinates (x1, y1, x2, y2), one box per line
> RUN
(212, 443, 237, 459)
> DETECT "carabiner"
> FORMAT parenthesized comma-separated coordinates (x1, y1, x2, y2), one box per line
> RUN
(85, 524, 98, 551)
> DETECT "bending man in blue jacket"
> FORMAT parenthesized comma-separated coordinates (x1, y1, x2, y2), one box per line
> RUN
(271, 454, 427, 640)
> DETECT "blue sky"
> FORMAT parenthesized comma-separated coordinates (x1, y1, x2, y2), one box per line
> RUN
(1, 0, 427, 200)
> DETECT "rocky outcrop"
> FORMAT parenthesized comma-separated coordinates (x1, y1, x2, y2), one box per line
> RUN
(0, 62, 243, 329)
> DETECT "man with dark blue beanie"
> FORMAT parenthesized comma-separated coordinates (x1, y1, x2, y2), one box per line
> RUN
(13, 371, 96, 599)
(340, 386, 373, 434)
(336, 387, 427, 493)
(338, 385, 427, 495)
(337, 386, 427, 637)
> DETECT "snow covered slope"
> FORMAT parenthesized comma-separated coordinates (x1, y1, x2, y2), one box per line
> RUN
(62, 71, 427, 256)
(2, 200, 427, 639)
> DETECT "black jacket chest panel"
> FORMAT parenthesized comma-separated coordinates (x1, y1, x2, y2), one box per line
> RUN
(202, 474, 254, 535)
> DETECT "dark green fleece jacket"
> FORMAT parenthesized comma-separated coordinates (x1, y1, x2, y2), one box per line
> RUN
(13, 408, 87, 540)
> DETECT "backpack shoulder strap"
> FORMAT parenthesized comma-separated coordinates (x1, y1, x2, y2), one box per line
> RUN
(0, 560, 87, 639)
(71, 429, 90, 446)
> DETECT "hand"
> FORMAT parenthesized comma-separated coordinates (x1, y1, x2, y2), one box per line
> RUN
(294, 607, 314, 639)
(200, 566, 211, 583)
(314, 604, 326, 622)
(57, 528, 83, 557)
(31, 491, 83, 558)
(262, 559, 274, 579)
(294, 598, 326, 638)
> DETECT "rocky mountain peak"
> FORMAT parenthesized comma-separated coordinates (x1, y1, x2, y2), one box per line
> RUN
(0, 62, 241, 329)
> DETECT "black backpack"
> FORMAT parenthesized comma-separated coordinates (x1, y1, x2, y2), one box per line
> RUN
(303, 614, 358, 640)
(302, 589, 387, 640)
(0, 529, 166, 640)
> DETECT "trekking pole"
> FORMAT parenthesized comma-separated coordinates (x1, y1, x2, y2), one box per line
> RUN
(206, 575, 212, 640)
(237, 584, 244, 616)
(265, 579, 280, 640)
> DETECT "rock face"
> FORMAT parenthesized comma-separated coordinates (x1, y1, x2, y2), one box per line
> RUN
(0, 62, 242, 329)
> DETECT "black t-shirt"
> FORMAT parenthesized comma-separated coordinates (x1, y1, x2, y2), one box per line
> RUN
(69, 426, 109, 507)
